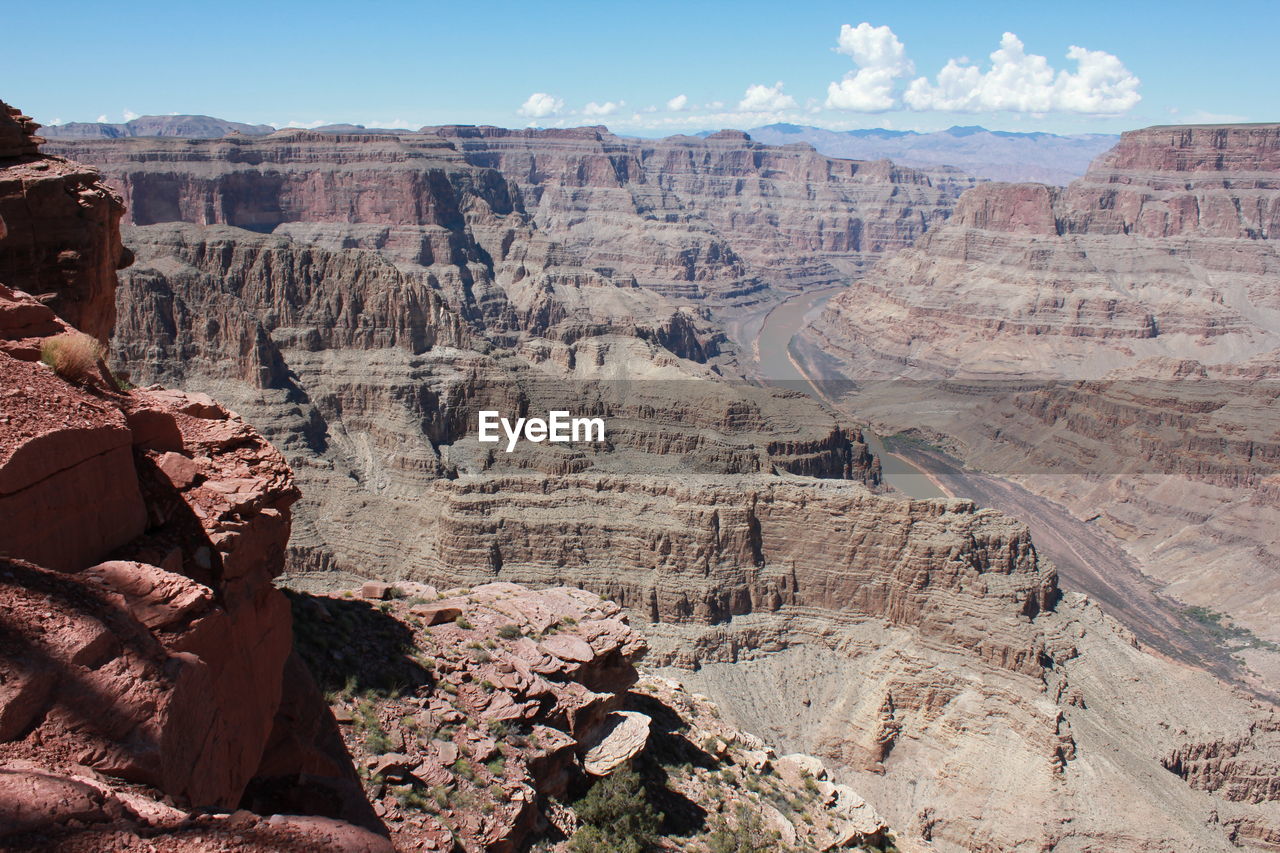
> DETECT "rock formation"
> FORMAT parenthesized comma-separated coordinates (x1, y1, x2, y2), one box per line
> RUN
(421, 125, 959, 302)
(810, 123, 1280, 374)
(0, 98, 392, 849)
(286, 579, 893, 851)
(805, 123, 1280, 691)
(0, 103, 133, 343)
(47, 124, 959, 329)
(17, 104, 1280, 850)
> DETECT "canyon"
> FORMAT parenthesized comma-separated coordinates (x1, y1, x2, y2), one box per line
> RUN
(4, 97, 1280, 852)
(1, 99, 898, 851)
(805, 123, 1280, 693)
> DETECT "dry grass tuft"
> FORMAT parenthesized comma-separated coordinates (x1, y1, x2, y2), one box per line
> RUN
(40, 332, 105, 384)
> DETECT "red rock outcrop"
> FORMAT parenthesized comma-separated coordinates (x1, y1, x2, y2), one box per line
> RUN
(0, 103, 385, 850)
(285, 580, 892, 851)
(0, 101, 133, 344)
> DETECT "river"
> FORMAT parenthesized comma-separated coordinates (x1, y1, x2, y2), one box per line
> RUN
(753, 287, 947, 499)
(748, 285, 1257, 691)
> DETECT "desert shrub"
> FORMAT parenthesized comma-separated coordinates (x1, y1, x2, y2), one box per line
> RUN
(569, 765, 661, 853)
(40, 332, 103, 384)
(706, 803, 779, 853)
(455, 616, 473, 629)
(497, 624, 522, 640)
(355, 699, 393, 754)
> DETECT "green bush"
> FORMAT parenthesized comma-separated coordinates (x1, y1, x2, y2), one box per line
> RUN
(570, 765, 661, 853)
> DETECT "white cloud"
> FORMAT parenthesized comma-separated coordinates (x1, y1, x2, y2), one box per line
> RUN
(517, 92, 565, 119)
(825, 23, 913, 112)
(97, 114, 108, 123)
(707, 101, 725, 110)
(123, 109, 139, 121)
(738, 82, 797, 113)
(583, 100, 624, 117)
(904, 32, 1140, 114)
(666, 94, 689, 112)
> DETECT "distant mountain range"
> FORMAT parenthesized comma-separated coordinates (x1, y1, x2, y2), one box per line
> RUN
(41, 114, 277, 139)
(41, 115, 1117, 184)
(745, 124, 1118, 184)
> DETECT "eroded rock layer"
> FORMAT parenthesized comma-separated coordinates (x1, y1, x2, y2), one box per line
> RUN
(21, 107, 1280, 850)
(423, 125, 958, 300)
(49, 125, 959, 315)
(806, 123, 1280, 676)
(0, 102, 133, 343)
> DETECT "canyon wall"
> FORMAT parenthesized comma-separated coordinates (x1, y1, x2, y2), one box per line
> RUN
(423, 125, 958, 300)
(806, 124, 1280, 678)
(48, 124, 960, 326)
(0, 103, 133, 343)
(48, 117, 1280, 849)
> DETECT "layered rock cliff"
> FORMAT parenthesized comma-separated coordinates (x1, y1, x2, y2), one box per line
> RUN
(49, 126, 958, 317)
(24, 108, 1280, 850)
(805, 124, 1280, 683)
(423, 125, 958, 301)
(0, 103, 133, 343)
(811, 123, 1280, 375)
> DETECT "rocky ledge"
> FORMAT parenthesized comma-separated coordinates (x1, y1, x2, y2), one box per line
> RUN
(287, 579, 893, 851)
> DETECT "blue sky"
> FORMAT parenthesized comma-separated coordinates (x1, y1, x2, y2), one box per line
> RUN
(2, 0, 1273, 136)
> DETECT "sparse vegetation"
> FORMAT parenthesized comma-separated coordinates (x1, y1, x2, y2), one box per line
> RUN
(355, 699, 393, 754)
(40, 332, 104, 384)
(497, 624, 522, 639)
(455, 615, 473, 629)
(1184, 605, 1280, 651)
(706, 803, 780, 853)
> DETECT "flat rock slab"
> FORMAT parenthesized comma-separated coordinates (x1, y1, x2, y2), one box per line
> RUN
(582, 711, 651, 776)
